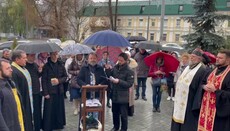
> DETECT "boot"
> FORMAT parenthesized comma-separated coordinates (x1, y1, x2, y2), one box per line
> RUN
(73, 99, 79, 115)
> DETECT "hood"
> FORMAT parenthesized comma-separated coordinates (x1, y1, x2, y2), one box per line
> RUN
(128, 58, 138, 69)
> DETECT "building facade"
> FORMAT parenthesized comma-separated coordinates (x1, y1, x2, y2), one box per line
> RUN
(81, 0, 230, 44)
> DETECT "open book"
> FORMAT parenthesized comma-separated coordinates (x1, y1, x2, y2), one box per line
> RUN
(86, 99, 102, 107)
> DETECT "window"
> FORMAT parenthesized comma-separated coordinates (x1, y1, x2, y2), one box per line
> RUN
(150, 33, 154, 40)
(127, 33, 131, 37)
(227, 1, 230, 7)
(94, 8, 97, 15)
(117, 19, 121, 26)
(151, 19, 155, 27)
(140, 6, 145, 13)
(128, 19, 132, 27)
(138, 33, 142, 37)
(179, 5, 184, 12)
(175, 34, 180, 42)
(139, 19, 143, 26)
(164, 19, 168, 27)
(163, 34, 167, 41)
(176, 19, 181, 27)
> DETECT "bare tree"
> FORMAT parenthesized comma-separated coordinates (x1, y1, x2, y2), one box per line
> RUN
(108, 0, 118, 31)
(66, 0, 92, 42)
(32, 0, 69, 38)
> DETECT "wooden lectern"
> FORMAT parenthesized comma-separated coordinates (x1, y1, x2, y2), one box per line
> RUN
(81, 85, 108, 131)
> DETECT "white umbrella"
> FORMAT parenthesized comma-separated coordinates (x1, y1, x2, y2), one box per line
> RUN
(59, 43, 94, 55)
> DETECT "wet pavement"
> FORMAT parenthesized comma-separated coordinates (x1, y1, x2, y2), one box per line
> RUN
(64, 78, 173, 131)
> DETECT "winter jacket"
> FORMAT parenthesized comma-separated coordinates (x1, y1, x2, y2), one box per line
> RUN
(134, 51, 149, 78)
(109, 64, 134, 104)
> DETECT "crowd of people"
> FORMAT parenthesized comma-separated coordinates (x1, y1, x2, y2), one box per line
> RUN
(0, 45, 229, 131)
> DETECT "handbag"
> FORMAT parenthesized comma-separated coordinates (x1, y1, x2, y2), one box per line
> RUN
(69, 76, 80, 88)
(160, 77, 168, 92)
(160, 77, 167, 85)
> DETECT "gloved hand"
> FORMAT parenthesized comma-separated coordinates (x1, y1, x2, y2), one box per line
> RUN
(109, 76, 119, 83)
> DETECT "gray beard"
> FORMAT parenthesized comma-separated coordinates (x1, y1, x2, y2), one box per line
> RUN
(89, 62, 97, 66)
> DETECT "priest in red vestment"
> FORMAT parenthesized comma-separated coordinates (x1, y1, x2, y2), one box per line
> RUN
(198, 49, 230, 131)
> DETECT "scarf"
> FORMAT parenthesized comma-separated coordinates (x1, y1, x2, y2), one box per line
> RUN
(12, 62, 33, 113)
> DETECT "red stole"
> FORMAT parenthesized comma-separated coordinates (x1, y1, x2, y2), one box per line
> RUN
(198, 66, 230, 131)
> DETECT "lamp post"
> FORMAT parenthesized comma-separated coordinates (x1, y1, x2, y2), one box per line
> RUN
(146, 0, 150, 40)
(159, 0, 165, 43)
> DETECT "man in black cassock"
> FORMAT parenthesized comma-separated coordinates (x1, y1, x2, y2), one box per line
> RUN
(25, 54, 42, 131)
(42, 51, 67, 131)
(11, 50, 33, 131)
(198, 49, 230, 131)
(171, 49, 209, 131)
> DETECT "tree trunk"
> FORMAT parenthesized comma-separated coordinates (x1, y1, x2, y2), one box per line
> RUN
(108, 0, 113, 30)
(113, 0, 118, 31)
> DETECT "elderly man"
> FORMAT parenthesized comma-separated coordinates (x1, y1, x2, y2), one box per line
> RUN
(11, 50, 33, 131)
(198, 49, 230, 131)
(0, 59, 22, 131)
(2, 49, 11, 61)
(171, 49, 209, 131)
(77, 52, 107, 96)
(25, 54, 42, 131)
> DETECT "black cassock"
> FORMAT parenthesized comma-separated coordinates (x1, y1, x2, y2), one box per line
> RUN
(213, 68, 230, 131)
(171, 65, 209, 131)
(12, 66, 33, 131)
(42, 59, 67, 131)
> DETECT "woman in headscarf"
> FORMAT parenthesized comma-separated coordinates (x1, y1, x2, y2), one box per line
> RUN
(68, 54, 87, 115)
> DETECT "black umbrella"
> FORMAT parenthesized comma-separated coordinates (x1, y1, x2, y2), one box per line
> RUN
(126, 36, 147, 41)
(14, 41, 62, 54)
(161, 46, 186, 54)
(135, 41, 161, 51)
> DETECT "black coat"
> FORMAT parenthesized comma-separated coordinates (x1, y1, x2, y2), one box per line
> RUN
(12, 66, 33, 131)
(25, 62, 41, 94)
(109, 64, 134, 104)
(77, 64, 107, 86)
(42, 58, 67, 96)
(41, 58, 67, 131)
(0, 79, 21, 131)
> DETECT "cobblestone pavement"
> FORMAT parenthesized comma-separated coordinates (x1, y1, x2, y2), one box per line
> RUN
(64, 78, 174, 131)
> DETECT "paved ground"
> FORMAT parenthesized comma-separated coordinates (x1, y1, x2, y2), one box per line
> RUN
(64, 78, 174, 131)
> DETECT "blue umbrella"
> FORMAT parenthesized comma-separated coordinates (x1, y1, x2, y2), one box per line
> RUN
(83, 30, 131, 47)
(59, 43, 94, 55)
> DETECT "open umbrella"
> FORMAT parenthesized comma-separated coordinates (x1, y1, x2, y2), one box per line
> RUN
(126, 36, 147, 41)
(60, 40, 75, 48)
(144, 51, 180, 76)
(161, 46, 185, 54)
(135, 41, 161, 51)
(96, 46, 122, 63)
(14, 41, 62, 54)
(204, 51, 216, 64)
(59, 43, 94, 56)
(83, 30, 131, 47)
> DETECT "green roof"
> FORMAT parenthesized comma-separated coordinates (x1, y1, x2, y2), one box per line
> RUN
(83, 0, 229, 16)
